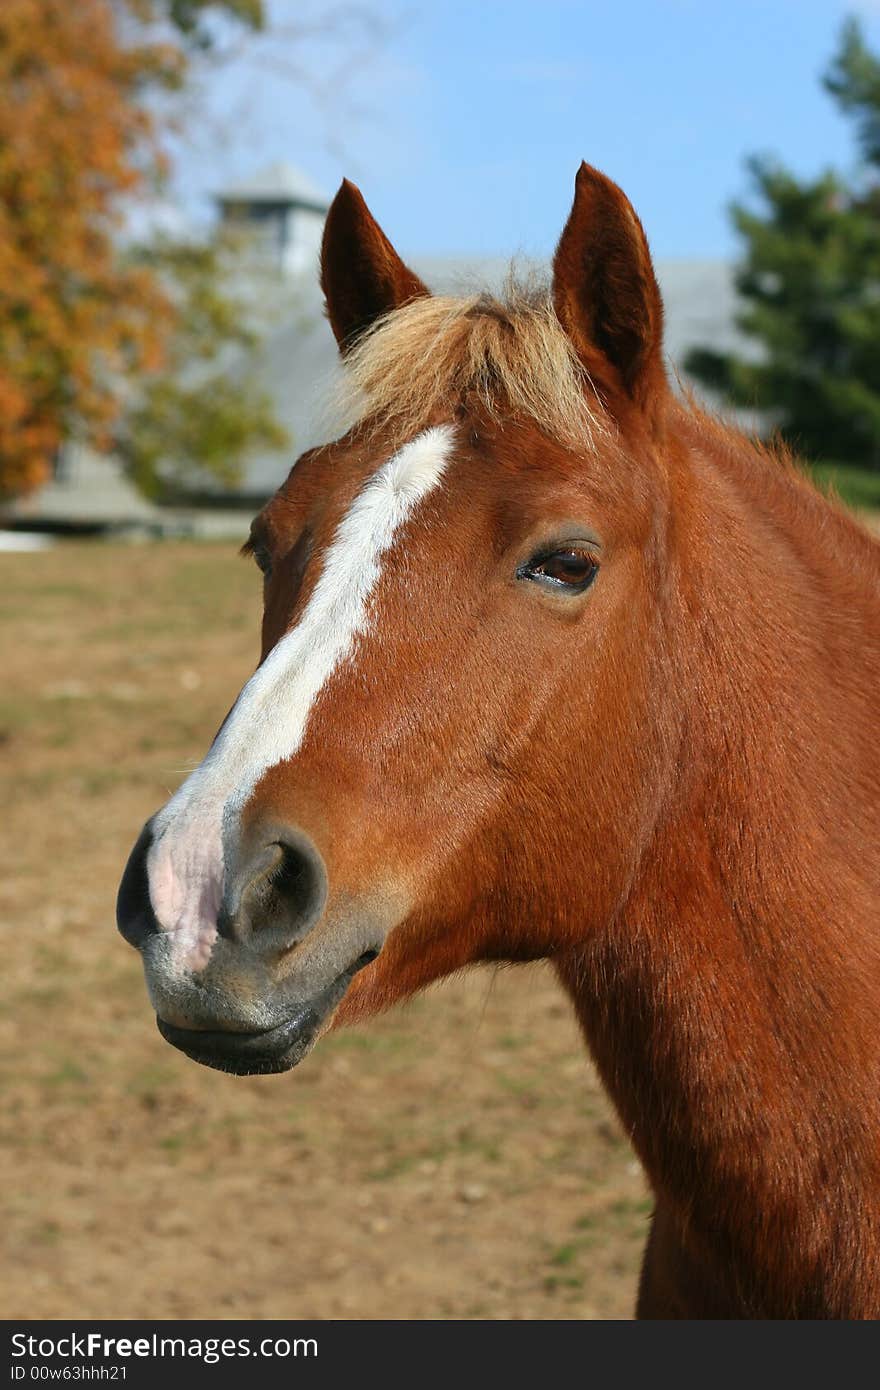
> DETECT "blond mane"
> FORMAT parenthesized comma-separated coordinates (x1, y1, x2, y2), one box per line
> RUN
(330, 282, 607, 448)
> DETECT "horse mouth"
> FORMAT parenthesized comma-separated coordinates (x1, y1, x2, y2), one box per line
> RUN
(155, 951, 376, 1076)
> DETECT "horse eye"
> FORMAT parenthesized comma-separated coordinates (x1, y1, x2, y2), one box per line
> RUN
(519, 548, 599, 592)
(253, 545, 273, 578)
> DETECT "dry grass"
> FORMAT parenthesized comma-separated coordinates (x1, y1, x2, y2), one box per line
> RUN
(0, 540, 647, 1320)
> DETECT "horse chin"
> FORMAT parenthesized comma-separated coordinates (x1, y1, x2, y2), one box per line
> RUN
(154, 953, 373, 1076)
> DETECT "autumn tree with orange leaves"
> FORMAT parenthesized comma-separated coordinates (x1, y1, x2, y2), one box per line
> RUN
(0, 0, 266, 498)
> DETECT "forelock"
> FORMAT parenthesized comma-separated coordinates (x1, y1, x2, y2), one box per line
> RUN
(330, 280, 609, 450)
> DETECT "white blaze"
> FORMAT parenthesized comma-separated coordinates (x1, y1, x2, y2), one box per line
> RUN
(147, 426, 454, 972)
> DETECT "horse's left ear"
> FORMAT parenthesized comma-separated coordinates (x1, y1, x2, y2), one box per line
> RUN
(321, 179, 430, 353)
(553, 163, 666, 416)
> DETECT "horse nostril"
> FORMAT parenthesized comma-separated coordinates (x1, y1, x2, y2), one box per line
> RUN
(233, 827, 329, 956)
(271, 837, 322, 926)
(116, 819, 159, 948)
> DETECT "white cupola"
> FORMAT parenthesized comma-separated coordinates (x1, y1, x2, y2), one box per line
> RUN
(214, 161, 329, 277)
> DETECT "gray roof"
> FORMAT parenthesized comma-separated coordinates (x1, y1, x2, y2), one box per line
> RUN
(215, 162, 329, 211)
(232, 256, 755, 498)
(657, 259, 748, 368)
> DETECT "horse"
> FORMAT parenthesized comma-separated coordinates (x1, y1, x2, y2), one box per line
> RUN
(117, 163, 880, 1319)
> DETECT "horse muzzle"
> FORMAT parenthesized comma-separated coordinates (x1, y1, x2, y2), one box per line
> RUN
(154, 948, 377, 1075)
(117, 814, 388, 1075)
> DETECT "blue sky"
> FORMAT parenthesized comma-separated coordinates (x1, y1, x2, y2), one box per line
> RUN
(174, 0, 880, 261)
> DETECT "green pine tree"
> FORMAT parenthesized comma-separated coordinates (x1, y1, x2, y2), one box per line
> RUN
(685, 17, 880, 469)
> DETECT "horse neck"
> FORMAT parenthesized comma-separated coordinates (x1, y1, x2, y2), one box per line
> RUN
(558, 409, 880, 1312)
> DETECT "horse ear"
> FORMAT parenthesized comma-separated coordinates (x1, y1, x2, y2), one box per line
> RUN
(552, 163, 666, 413)
(320, 179, 429, 353)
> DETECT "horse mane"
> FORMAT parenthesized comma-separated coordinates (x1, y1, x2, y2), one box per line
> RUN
(672, 392, 880, 581)
(331, 280, 608, 449)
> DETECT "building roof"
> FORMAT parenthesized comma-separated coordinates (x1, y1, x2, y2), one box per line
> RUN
(215, 162, 329, 211)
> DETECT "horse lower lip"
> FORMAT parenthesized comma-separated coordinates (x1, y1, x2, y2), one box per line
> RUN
(156, 1011, 315, 1075)
(154, 953, 376, 1075)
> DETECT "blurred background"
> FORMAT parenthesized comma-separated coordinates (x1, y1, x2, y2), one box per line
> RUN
(3, 0, 880, 1321)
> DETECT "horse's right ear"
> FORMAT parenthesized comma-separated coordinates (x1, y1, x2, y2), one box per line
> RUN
(321, 180, 429, 353)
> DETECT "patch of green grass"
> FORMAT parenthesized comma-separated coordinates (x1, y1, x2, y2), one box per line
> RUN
(44, 1060, 89, 1087)
(544, 1198, 651, 1284)
(607, 1195, 653, 1229)
(157, 1124, 204, 1156)
(365, 1125, 498, 1180)
(158, 1134, 187, 1154)
(324, 1028, 412, 1058)
(20, 984, 65, 1008)
(47, 726, 76, 749)
(33, 942, 77, 976)
(77, 767, 133, 796)
(366, 1152, 421, 1182)
(0, 696, 43, 734)
(32, 1220, 62, 1246)
(547, 1222, 599, 1270)
(495, 1072, 545, 1105)
(125, 1062, 178, 1106)
(450, 1124, 502, 1163)
(543, 1272, 584, 1293)
(806, 462, 880, 512)
(2, 581, 95, 603)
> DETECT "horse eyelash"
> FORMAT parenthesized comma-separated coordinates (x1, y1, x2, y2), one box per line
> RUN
(241, 536, 272, 575)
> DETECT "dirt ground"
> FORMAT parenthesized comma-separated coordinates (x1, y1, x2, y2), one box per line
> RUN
(1, 539, 649, 1321)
